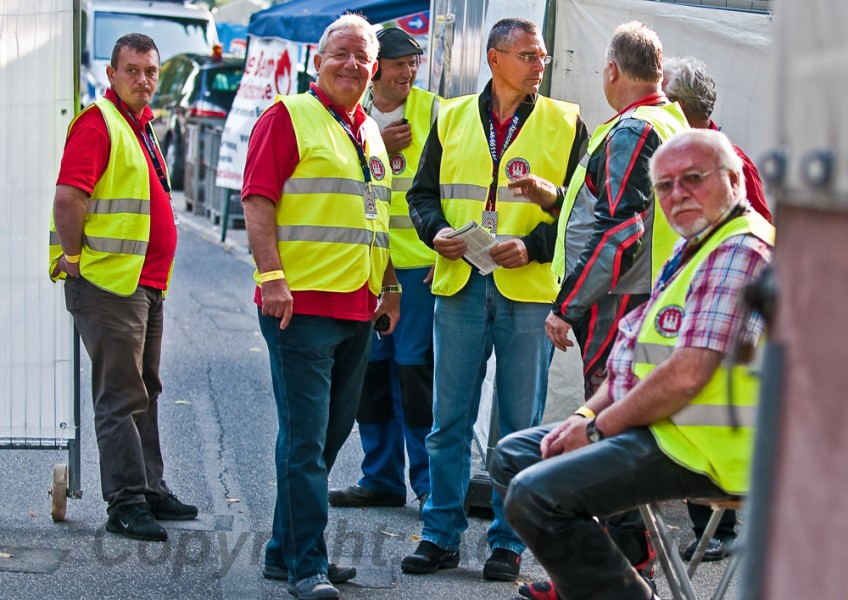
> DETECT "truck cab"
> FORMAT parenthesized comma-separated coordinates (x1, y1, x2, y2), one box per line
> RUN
(80, 0, 218, 106)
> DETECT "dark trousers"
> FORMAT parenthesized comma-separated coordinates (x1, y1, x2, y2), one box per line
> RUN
(688, 502, 737, 541)
(64, 277, 169, 510)
(259, 311, 372, 581)
(491, 425, 727, 600)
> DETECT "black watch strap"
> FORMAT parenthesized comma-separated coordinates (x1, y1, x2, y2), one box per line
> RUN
(586, 418, 605, 443)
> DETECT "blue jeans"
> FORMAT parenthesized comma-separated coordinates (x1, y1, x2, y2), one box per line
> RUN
(259, 311, 372, 581)
(421, 272, 553, 555)
(359, 267, 434, 498)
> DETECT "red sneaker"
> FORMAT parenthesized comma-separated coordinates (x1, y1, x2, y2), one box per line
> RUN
(517, 579, 557, 600)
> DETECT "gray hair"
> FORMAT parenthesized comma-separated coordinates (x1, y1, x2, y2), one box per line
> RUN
(650, 129, 746, 201)
(664, 56, 717, 121)
(606, 21, 662, 83)
(316, 13, 379, 62)
(487, 17, 539, 51)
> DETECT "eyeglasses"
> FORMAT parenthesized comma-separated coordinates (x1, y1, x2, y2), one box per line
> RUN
(494, 49, 552, 66)
(325, 51, 374, 67)
(652, 168, 725, 197)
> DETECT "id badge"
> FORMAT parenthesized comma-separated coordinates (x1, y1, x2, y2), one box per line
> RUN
(364, 185, 378, 220)
(481, 210, 498, 235)
(169, 193, 180, 226)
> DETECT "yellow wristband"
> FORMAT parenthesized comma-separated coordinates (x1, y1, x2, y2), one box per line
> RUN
(64, 253, 81, 264)
(259, 269, 285, 283)
(574, 406, 596, 420)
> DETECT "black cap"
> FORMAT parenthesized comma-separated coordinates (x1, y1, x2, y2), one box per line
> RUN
(376, 27, 423, 59)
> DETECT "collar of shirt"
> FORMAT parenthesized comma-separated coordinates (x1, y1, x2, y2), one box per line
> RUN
(309, 82, 367, 137)
(617, 91, 669, 117)
(105, 87, 154, 129)
(477, 78, 537, 127)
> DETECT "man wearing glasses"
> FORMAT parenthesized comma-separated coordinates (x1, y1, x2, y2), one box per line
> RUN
(491, 128, 774, 600)
(401, 17, 587, 583)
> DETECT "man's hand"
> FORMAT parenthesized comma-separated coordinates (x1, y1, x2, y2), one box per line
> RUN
(540, 415, 587, 458)
(545, 312, 575, 351)
(433, 227, 466, 260)
(381, 119, 413, 154)
(489, 238, 528, 268)
(260, 278, 294, 330)
(51, 255, 80, 279)
(374, 291, 401, 335)
(508, 175, 558, 210)
(423, 264, 434, 285)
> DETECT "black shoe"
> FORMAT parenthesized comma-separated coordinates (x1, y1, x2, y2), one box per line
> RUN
(400, 541, 460, 574)
(328, 485, 406, 508)
(106, 502, 168, 541)
(148, 493, 198, 521)
(263, 563, 356, 584)
(483, 547, 521, 581)
(680, 537, 732, 562)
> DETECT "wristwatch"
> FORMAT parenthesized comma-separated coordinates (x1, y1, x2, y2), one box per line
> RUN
(585, 418, 605, 444)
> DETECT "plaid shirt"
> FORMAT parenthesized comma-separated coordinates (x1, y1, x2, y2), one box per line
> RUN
(607, 212, 772, 402)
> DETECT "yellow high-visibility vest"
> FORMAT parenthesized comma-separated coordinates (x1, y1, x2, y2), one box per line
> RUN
(434, 94, 581, 301)
(49, 98, 168, 296)
(635, 212, 775, 494)
(380, 86, 439, 269)
(259, 93, 392, 295)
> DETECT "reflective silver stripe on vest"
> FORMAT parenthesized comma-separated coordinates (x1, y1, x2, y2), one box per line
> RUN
(84, 235, 148, 256)
(87, 197, 151, 215)
(278, 225, 390, 248)
(495, 234, 519, 243)
(283, 177, 391, 201)
(635, 342, 674, 365)
(497, 186, 535, 203)
(390, 215, 415, 230)
(393, 177, 414, 193)
(670, 403, 758, 428)
(440, 183, 488, 202)
(49, 231, 60, 246)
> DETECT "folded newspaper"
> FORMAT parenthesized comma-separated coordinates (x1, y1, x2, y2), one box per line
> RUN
(443, 220, 499, 275)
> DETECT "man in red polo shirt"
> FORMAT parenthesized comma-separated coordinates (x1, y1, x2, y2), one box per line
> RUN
(50, 33, 196, 542)
(241, 14, 397, 600)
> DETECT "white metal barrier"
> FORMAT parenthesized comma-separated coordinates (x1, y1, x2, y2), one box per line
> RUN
(0, 0, 80, 520)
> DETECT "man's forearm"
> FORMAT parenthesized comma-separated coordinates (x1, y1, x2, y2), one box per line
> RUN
(407, 121, 449, 247)
(53, 184, 89, 254)
(243, 195, 283, 273)
(595, 347, 723, 437)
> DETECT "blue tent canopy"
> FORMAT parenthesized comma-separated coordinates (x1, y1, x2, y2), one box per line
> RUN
(248, 0, 429, 44)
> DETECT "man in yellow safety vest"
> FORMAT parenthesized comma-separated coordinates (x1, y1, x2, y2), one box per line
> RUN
(491, 128, 774, 600)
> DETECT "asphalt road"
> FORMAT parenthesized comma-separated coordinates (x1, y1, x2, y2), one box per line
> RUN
(0, 201, 739, 599)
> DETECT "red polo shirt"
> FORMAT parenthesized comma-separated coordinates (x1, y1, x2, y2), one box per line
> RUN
(241, 83, 377, 321)
(56, 88, 177, 290)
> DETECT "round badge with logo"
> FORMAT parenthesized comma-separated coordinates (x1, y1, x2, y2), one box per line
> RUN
(390, 153, 406, 175)
(369, 156, 386, 181)
(504, 157, 530, 182)
(655, 304, 685, 338)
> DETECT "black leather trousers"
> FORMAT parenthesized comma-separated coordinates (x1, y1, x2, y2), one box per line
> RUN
(490, 425, 727, 600)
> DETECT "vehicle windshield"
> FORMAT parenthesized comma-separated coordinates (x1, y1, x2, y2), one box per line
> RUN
(203, 66, 244, 109)
(94, 12, 210, 62)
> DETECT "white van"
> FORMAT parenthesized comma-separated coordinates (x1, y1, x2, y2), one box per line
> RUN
(81, 0, 218, 105)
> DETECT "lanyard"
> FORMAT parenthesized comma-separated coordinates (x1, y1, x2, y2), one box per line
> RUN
(309, 88, 372, 185)
(114, 96, 171, 194)
(486, 110, 521, 210)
